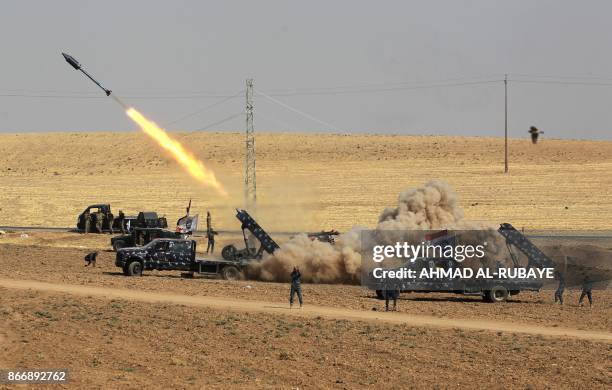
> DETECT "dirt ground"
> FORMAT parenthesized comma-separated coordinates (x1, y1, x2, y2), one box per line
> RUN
(1, 132, 611, 231)
(0, 288, 609, 389)
(0, 236, 610, 388)
(1, 132, 611, 388)
(0, 240, 610, 332)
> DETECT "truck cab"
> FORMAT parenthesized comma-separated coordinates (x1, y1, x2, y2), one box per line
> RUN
(115, 238, 245, 280)
(111, 227, 183, 251)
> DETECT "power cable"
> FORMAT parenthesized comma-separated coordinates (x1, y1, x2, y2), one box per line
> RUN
(255, 89, 342, 132)
(163, 90, 243, 127)
(192, 112, 244, 131)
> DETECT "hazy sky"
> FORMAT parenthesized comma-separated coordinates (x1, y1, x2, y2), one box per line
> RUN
(1, 0, 611, 139)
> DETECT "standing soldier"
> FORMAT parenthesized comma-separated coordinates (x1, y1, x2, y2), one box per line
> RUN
(95, 212, 103, 233)
(84, 210, 92, 234)
(289, 266, 303, 308)
(554, 271, 565, 305)
(117, 210, 126, 234)
(206, 228, 218, 254)
(107, 211, 114, 235)
(383, 279, 400, 311)
(579, 276, 594, 307)
(528, 126, 542, 144)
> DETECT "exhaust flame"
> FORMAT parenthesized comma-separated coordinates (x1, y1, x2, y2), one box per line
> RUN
(125, 107, 227, 196)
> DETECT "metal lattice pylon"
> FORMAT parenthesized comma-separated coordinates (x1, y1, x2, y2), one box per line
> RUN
(245, 79, 256, 211)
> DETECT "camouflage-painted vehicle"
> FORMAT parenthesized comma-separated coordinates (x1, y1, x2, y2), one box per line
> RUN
(76, 204, 129, 233)
(115, 238, 245, 280)
(77, 205, 167, 233)
(110, 227, 182, 251)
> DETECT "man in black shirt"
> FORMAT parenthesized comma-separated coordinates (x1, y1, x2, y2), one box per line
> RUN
(290, 266, 303, 308)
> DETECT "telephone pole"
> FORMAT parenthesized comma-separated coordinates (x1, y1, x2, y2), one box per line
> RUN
(504, 74, 508, 173)
(245, 79, 257, 210)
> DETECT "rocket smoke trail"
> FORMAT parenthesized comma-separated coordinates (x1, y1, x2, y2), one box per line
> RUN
(62, 52, 227, 196)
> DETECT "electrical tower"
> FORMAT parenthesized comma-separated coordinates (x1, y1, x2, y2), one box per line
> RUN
(245, 79, 257, 210)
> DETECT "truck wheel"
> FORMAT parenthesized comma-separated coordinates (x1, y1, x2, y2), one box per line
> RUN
(127, 261, 143, 276)
(221, 245, 237, 261)
(486, 286, 508, 303)
(113, 240, 126, 251)
(222, 266, 243, 281)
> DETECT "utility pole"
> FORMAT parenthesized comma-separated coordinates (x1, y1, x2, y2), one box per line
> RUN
(504, 74, 508, 173)
(245, 79, 257, 210)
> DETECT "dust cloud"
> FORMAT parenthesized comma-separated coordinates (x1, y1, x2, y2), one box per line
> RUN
(248, 180, 506, 283)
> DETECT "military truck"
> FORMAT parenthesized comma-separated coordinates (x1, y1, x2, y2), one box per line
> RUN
(77, 205, 167, 233)
(115, 238, 246, 280)
(372, 224, 555, 303)
(110, 227, 183, 251)
(76, 204, 129, 233)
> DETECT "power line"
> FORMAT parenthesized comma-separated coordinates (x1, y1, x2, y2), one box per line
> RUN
(192, 112, 243, 131)
(510, 73, 612, 81)
(509, 79, 612, 87)
(262, 79, 502, 97)
(0, 92, 246, 100)
(255, 89, 342, 132)
(163, 90, 243, 127)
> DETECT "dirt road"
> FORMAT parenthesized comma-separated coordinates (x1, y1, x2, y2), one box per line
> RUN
(2, 278, 609, 342)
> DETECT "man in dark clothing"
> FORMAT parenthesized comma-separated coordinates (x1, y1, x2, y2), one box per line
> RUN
(384, 288, 400, 311)
(84, 251, 98, 267)
(554, 272, 565, 305)
(290, 266, 303, 308)
(107, 212, 114, 235)
(117, 210, 126, 234)
(206, 228, 218, 254)
(528, 126, 541, 144)
(579, 277, 593, 307)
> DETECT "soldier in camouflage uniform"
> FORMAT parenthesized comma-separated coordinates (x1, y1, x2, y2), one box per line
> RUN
(289, 266, 303, 308)
(84, 210, 92, 234)
(95, 212, 103, 233)
(107, 212, 114, 234)
(579, 277, 594, 307)
(206, 228, 218, 254)
(554, 271, 565, 305)
(117, 210, 126, 234)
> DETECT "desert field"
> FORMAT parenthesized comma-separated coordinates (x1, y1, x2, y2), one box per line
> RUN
(0, 239, 611, 389)
(0, 132, 611, 231)
(1, 132, 611, 388)
(2, 287, 610, 389)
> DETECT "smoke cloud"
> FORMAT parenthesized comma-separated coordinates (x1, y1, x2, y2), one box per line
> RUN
(248, 179, 611, 286)
(249, 180, 503, 283)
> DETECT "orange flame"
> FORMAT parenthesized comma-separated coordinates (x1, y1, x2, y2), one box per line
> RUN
(126, 107, 227, 196)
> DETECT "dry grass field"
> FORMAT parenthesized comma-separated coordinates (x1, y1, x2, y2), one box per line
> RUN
(1, 132, 611, 231)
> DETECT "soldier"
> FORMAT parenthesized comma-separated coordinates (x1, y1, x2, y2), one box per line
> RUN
(206, 228, 218, 254)
(107, 212, 114, 235)
(289, 266, 303, 308)
(117, 210, 126, 234)
(554, 271, 565, 305)
(84, 210, 92, 234)
(84, 251, 98, 267)
(528, 126, 541, 144)
(95, 212, 103, 233)
(384, 286, 400, 311)
(579, 277, 593, 307)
